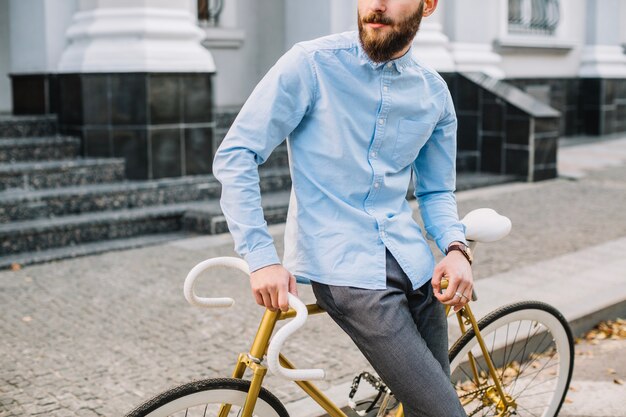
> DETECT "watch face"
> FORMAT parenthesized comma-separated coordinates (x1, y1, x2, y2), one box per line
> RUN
(466, 246, 474, 262)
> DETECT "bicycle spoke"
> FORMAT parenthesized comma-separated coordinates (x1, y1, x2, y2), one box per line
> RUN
(515, 403, 544, 417)
(507, 324, 551, 395)
(499, 322, 511, 383)
(514, 382, 562, 400)
(513, 344, 559, 397)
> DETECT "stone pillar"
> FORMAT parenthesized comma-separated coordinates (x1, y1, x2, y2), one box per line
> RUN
(579, 0, 626, 135)
(8, 0, 77, 114)
(412, 6, 455, 72)
(55, 0, 217, 179)
(443, 0, 505, 79)
(57, 0, 214, 73)
(579, 0, 626, 78)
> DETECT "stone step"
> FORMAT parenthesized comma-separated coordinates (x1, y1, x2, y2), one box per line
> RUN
(456, 151, 480, 173)
(0, 168, 291, 223)
(0, 114, 57, 138)
(0, 158, 126, 191)
(456, 172, 519, 191)
(0, 136, 81, 162)
(0, 232, 191, 270)
(0, 204, 192, 256)
(0, 189, 291, 262)
(182, 190, 291, 234)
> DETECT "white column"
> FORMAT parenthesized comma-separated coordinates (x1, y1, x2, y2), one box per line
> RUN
(443, 0, 505, 78)
(412, 6, 454, 72)
(57, 0, 215, 73)
(9, 0, 77, 74)
(579, 0, 626, 78)
(0, 0, 11, 112)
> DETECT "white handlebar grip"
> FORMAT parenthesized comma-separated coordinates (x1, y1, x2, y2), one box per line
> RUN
(183, 256, 250, 308)
(462, 208, 512, 243)
(267, 293, 326, 381)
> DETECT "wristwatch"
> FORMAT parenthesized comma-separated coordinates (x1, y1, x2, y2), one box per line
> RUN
(446, 242, 473, 265)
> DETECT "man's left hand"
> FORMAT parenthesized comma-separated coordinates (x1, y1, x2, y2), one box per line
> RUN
(432, 245, 473, 312)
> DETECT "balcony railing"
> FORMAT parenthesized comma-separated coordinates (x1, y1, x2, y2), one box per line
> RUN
(508, 0, 560, 36)
(198, 0, 224, 27)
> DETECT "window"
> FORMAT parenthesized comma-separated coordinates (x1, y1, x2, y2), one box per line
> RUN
(198, 0, 225, 27)
(508, 0, 560, 36)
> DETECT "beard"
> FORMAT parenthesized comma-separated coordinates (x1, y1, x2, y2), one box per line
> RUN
(358, 2, 425, 63)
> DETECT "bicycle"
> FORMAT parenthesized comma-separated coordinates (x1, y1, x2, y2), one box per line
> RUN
(126, 208, 574, 417)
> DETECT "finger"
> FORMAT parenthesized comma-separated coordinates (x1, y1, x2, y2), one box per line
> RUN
(431, 266, 444, 295)
(269, 286, 280, 311)
(438, 275, 460, 303)
(260, 290, 275, 311)
(278, 283, 289, 312)
(453, 283, 470, 309)
(252, 290, 264, 307)
(455, 280, 475, 311)
(289, 274, 299, 297)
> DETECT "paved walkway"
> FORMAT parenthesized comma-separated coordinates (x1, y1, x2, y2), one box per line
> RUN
(1, 136, 625, 417)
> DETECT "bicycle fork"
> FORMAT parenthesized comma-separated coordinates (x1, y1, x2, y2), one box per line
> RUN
(220, 305, 348, 417)
(451, 304, 517, 417)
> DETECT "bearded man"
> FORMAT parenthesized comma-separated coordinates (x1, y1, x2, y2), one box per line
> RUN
(213, 1, 472, 415)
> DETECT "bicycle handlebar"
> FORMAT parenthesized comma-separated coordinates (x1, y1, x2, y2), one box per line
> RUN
(183, 256, 325, 381)
(267, 293, 325, 380)
(183, 256, 248, 308)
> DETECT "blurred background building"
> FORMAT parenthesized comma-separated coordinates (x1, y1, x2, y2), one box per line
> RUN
(1, 0, 625, 265)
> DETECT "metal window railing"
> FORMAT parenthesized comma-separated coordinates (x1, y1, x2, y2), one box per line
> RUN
(198, 0, 225, 27)
(508, 0, 560, 36)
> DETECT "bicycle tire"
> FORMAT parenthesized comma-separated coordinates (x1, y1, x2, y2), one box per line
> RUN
(448, 301, 574, 417)
(126, 377, 290, 417)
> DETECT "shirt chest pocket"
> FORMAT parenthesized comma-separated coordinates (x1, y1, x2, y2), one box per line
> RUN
(392, 119, 435, 167)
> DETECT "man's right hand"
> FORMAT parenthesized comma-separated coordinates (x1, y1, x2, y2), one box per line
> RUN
(249, 264, 299, 312)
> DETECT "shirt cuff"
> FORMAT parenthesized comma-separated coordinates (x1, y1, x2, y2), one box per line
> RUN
(244, 244, 281, 273)
(436, 230, 468, 255)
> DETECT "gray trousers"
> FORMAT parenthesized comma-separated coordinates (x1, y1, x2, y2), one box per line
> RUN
(310, 248, 467, 417)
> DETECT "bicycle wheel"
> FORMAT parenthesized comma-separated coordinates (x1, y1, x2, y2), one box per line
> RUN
(449, 301, 574, 417)
(126, 378, 290, 417)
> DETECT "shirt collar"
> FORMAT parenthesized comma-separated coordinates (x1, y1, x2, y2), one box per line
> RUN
(356, 38, 415, 73)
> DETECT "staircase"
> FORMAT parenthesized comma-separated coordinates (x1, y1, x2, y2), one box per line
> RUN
(0, 114, 292, 269)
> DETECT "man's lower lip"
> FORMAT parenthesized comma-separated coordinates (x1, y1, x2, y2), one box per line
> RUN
(368, 23, 388, 29)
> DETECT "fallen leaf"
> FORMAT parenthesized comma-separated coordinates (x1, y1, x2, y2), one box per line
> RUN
(569, 386, 577, 392)
(607, 368, 616, 375)
(22, 316, 32, 322)
(564, 397, 573, 404)
(11, 263, 21, 271)
(614, 378, 624, 385)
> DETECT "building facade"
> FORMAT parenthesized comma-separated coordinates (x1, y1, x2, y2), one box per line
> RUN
(1, 0, 626, 176)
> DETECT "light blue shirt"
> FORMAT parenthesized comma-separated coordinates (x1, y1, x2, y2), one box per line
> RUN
(213, 31, 466, 290)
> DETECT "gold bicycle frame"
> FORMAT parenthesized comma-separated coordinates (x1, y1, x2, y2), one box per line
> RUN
(218, 290, 517, 417)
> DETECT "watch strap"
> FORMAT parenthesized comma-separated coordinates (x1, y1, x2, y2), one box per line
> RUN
(446, 244, 472, 265)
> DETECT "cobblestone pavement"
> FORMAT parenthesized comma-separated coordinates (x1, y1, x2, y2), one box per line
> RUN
(1, 140, 625, 416)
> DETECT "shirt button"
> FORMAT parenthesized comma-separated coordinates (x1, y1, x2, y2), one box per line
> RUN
(373, 182, 380, 188)
(381, 231, 387, 238)
(383, 86, 389, 92)
(386, 63, 393, 69)
(378, 118, 384, 125)
(370, 151, 377, 158)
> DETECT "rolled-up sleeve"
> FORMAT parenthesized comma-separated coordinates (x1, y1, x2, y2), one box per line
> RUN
(212, 45, 317, 272)
(412, 88, 467, 254)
